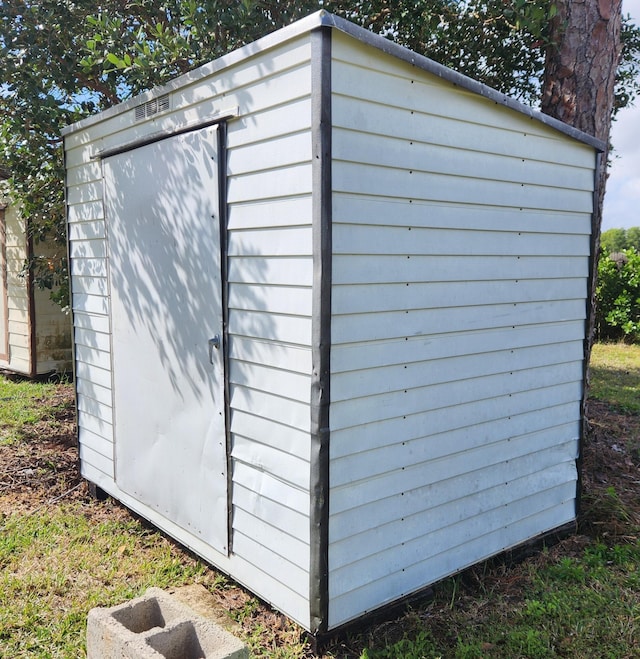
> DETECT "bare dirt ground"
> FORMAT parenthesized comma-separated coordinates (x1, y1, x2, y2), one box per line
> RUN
(0, 385, 83, 513)
(0, 386, 638, 656)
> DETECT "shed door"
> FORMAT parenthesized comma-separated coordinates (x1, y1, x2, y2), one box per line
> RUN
(104, 125, 228, 554)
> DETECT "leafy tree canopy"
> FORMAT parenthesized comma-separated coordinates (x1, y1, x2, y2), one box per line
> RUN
(1, 0, 639, 303)
(601, 227, 640, 254)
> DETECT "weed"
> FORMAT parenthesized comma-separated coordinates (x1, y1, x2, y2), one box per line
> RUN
(504, 628, 550, 658)
(542, 556, 587, 584)
(361, 630, 441, 659)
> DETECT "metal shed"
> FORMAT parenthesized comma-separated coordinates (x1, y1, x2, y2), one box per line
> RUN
(0, 176, 72, 377)
(63, 11, 603, 635)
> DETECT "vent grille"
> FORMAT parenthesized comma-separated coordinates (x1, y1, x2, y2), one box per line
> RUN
(134, 94, 170, 121)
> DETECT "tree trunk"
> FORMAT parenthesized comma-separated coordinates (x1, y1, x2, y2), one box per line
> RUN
(542, 0, 623, 141)
(542, 0, 622, 348)
(541, 0, 622, 481)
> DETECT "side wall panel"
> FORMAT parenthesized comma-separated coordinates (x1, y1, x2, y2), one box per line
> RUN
(328, 32, 595, 628)
(65, 35, 314, 629)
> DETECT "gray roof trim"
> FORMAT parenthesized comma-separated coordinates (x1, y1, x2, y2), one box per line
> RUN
(61, 11, 327, 135)
(63, 9, 605, 151)
(319, 12, 605, 152)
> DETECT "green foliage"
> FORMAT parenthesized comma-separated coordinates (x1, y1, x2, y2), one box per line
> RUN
(601, 226, 640, 254)
(618, 10, 640, 111)
(596, 248, 640, 342)
(2, 1, 640, 307)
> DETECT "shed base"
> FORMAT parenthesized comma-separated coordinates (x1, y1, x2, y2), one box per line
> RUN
(87, 480, 109, 501)
(308, 520, 577, 652)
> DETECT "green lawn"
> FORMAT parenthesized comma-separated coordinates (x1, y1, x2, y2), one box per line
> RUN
(0, 376, 64, 444)
(0, 343, 639, 657)
(590, 342, 640, 414)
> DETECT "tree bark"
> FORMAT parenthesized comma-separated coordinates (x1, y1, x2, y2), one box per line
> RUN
(542, 0, 622, 353)
(541, 0, 622, 483)
(542, 0, 623, 141)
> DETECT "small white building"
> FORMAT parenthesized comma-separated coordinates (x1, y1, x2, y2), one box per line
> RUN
(63, 12, 602, 635)
(0, 176, 72, 376)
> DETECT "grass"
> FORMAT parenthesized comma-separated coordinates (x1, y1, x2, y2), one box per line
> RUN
(435, 543, 640, 658)
(0, 376, 66, 445)
(0, 506, 218, 657)
(0, 342, 639, 657)
(589, 342, 640, 413)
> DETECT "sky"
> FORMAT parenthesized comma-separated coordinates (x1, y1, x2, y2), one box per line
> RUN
(602, 0, 640, 230)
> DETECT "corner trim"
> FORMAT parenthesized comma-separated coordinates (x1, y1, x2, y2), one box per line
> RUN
(25, 225, 37, 377)
(309, 25, 332, 635)
(217, 121, 233, 558)
(577, 149, 604, 519)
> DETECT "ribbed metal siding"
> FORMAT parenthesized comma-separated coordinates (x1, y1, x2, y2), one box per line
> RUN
(225, 40, 314, 616)
(65, 35, 314, 629)
(327, 32, 594, 628)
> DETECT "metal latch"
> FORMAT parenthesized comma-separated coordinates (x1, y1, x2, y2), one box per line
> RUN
(208, 335, 221, 363)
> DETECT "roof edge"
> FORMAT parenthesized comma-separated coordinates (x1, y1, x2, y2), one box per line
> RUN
(63, 9, 605, 151)
(319, 12, 605, 152)
(62, 10, 328, 136)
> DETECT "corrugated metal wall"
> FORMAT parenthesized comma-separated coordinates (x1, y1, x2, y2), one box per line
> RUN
(327, 31, 595, 628)
(225, 34, 314, 622)
(65, 33, 315, 629)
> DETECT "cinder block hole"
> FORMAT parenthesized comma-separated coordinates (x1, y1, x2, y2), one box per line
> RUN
(146, 621, 212, 659)
(112, 597, 177, 634)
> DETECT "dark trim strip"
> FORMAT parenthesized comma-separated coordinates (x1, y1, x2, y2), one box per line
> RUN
(93, 109, 238, 160)
(217, 122, 233, 557)
(577, 149, 604, 519)
(309, 25, 332, 635)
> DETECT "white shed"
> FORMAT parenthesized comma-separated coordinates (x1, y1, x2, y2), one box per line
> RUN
(63, 11, 602, 635)
(0, 176, 72, 377)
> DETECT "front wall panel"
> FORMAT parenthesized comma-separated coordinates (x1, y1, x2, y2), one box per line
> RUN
(65, 34, 314, 629)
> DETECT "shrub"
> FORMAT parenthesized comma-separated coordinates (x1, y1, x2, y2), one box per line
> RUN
(596, 248, 640, 342)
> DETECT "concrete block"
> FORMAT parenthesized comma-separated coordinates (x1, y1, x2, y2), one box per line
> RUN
(87, 587, 249, 659)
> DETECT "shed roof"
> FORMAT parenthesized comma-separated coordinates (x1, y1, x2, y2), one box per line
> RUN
(62, 10, 605, 152)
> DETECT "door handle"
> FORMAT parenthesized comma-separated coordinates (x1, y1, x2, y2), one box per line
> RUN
(208, 335, 221, 364)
